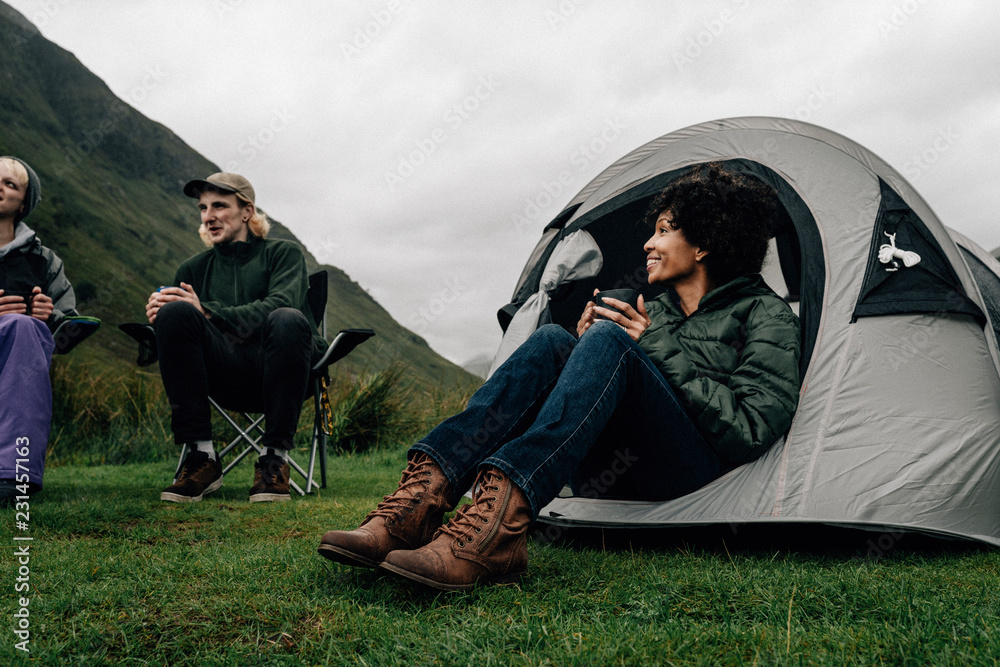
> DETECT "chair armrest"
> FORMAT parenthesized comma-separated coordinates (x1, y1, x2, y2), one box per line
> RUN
(118, 322, 158, 366)
(52, 316, 102, 355)
(312, 328, 375, 372)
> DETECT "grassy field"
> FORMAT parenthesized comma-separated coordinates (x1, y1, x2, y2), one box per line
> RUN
(4, 443, 1000, 666)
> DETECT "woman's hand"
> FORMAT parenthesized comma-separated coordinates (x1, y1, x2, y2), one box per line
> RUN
(576, 289, 600, 337)
(577, 289, 651, 342)
(28, 287, 53, 322)
(0, 289, 28, 317)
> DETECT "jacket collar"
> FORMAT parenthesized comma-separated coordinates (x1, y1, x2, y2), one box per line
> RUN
(0, 222, 38, 259)
(212, 233, 262, 261)
(663, 274, 769, 316)
(699, 275, 767, 310)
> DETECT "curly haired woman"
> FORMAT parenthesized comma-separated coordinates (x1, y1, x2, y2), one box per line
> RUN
(319, 163, 802, 590)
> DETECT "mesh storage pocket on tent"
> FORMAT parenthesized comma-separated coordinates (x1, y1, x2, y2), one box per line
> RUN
(852, 178, 985, 324)
(959, 247, 1000, 344)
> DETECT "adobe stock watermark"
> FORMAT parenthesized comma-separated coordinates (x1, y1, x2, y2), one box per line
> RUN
(4, 7, 41, 50)
(901, 126, 960, 183)
(11, 436, 35, 653)
(543, 0, 590, 30)
(407, 276, 470, 336)
(533, 446, 640, 545)
(312, 234, 342, 265)
(672, 0, 751, 72)
(510, 116, 628, 236)
(789, 85, 833, 124)
(340, 0, 409, 61)
(53, 64, 170, 182)
(383, 75, 500, 191)
(856, 528, 907, 561)
(214, 0, 245, 18)
(222, 107, 295, 173)
(877, 0, 929, 37)
(18, 0, 66, 30)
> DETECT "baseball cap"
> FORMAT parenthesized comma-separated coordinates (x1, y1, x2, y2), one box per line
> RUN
(183, 172, 255, 204)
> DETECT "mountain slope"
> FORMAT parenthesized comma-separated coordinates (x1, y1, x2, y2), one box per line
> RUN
(0, 2, 473, 386)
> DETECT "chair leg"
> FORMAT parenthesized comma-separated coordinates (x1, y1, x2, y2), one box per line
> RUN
(319, 430, 328, 490)
(174, 443, 190, 481)
(205, 397, 317, 497)
(305, 421, 320, 495)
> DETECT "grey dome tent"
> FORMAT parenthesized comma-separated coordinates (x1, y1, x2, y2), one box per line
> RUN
(492, 117, 1000, 546)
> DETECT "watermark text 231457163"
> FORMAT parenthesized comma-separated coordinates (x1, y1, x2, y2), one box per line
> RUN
(12, 436, 34, 653)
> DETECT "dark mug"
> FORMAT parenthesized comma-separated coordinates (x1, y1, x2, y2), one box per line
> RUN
(2, 290, 34, 316)
(591, 289, 640, 320)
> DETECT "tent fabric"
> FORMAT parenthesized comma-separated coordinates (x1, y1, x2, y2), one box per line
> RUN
(494, 117, 1000, 545)
(488, 230, 602, 376)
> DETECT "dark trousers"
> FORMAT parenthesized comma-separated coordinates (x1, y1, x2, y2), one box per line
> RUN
(154, 302, 317, 450)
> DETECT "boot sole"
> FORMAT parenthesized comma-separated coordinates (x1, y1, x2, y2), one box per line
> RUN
(317, 544, 381, 568)
(160, 476, 223, 503)
(379, 561, 524, 592)
(249, 492, 291, 503)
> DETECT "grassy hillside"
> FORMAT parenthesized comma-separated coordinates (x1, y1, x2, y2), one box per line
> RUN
(0, 2, 474, 387)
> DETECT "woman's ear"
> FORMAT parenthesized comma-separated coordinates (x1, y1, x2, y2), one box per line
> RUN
(695, 248, 708, 262)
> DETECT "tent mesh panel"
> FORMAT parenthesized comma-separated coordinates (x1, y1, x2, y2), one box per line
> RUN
(852, 179, 984, 325)
(960, 247, 1000, 344)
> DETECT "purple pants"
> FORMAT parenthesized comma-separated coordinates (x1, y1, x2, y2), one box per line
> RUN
(0, 315, 54, 490)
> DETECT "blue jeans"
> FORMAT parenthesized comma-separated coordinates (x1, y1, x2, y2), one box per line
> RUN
(412, 322, 725, 518)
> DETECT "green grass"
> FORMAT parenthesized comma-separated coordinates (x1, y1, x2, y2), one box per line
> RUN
(3, 448, 1000, 666)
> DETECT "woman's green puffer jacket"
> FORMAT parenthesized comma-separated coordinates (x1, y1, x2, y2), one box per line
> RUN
(638, 274, 801, 466)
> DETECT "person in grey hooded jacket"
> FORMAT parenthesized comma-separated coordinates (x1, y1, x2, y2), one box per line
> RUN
(0, 156, 79, 505)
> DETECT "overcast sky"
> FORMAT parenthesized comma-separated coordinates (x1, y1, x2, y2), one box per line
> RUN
(7, 0, 999, 366)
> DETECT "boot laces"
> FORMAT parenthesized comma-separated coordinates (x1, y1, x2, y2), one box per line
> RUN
(176, 452, 207, 484)
(256, 459, 282, 485)
(368, 458, 436, 522)
(438, 469, 504, 543)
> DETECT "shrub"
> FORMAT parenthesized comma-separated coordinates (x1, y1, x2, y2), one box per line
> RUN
(45, 359, 474, 465)
(322, 364, 415, 453)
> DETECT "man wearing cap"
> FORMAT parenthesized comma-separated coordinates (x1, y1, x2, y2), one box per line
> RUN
(146, 172, 323, 503)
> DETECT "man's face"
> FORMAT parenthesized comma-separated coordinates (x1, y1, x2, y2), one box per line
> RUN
(198, 190, 250, 245)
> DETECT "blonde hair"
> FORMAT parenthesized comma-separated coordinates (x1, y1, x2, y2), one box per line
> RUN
(197, 189, 270, 246)
(0, 157, 29, 189)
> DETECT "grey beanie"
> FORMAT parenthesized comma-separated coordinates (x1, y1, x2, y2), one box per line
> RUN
(1, 156, 41, 222)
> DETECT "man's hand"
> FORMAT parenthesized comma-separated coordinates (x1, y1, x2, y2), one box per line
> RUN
(146, 282, 207, 324)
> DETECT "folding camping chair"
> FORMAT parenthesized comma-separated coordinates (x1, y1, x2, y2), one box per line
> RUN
(120, 270, 375, 495)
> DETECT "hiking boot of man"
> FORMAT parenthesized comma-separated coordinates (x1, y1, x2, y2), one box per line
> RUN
(318, 452, 453, 568)
(380, 466, 532, 591)
(249, 454, 291, 502)
(161, 451, 223, 502)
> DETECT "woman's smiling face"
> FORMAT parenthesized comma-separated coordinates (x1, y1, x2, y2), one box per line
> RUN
(643, 210, 706, 287)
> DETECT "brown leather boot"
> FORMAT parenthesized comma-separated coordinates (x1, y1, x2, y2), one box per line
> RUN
(380, 466, 532, 591)
(317, 452, 453, 567)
